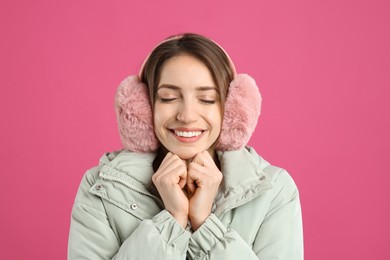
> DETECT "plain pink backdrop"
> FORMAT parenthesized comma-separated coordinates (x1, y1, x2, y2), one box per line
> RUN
(1, 0, 389, 259)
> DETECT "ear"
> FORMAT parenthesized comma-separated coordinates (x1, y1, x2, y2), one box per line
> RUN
(114, 75, 159, 152)
(215, 74, 262, 151)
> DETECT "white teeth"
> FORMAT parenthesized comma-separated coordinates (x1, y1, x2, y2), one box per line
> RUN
(174, 130, 202, 137)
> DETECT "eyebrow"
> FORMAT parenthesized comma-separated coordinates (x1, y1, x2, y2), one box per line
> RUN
(158, 84, 218, 92)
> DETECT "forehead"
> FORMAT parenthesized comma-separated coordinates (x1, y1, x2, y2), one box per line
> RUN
(158, 54, 216, 89)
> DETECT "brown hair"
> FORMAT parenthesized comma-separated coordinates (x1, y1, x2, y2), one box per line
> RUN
(140, 33, 235, 111)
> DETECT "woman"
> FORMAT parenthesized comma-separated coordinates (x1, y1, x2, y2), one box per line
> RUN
(68, 33, 303, 259)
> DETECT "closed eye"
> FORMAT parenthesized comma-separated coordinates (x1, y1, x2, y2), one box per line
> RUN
(200, 99, 216, 104)
(160, 98, 177, 103)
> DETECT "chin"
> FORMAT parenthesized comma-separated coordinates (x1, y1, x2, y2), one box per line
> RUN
(174, 150, 198, 160)
(168, 147, 201, 160)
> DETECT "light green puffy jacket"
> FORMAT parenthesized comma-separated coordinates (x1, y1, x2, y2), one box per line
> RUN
(68, 146, 303, 259)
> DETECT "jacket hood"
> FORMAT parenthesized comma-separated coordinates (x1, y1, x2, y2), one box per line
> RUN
(98, 150, 156, 187)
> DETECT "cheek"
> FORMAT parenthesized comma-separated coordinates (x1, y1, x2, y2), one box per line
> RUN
(153, 104, 172, 129)
(153, 105, 162, 129)
(207, 108, 223, 132)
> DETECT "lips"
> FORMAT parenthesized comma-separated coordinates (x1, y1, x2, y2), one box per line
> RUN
(174, 130, 202, 137)
(169, 128, 206, 143)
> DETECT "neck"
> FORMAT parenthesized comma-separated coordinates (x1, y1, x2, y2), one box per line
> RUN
(152, 146, 220, 172)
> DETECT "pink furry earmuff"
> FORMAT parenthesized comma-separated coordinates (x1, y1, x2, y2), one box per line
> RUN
(115, 75, 159, 152)
(115, 36, 262, 153)
(214, 74, 261, 151)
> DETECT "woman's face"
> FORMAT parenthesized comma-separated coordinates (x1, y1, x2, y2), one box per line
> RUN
(153, 54, 222, 160)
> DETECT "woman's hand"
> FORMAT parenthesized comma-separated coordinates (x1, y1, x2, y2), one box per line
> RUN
(187, 151, 223, 231)
(152, 152, 189, 228)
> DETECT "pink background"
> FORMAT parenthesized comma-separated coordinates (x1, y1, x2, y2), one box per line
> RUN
(1, 0, 389, 259)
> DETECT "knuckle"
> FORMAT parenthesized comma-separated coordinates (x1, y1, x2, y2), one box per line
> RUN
(152, 174, 161, 183)
(211, 173, 222, 182)
(152, 177, 159, 186)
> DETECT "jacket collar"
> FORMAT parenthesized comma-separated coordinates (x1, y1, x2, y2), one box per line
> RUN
(98, 147, 272, 216)
(217, 147, 267, 195)
(213, 147, 273, 216)
(99, 151, 156, 187)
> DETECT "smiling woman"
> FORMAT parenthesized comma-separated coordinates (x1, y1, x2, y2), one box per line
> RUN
(68, 33, 304, 259)
(154, 55, 222, 160)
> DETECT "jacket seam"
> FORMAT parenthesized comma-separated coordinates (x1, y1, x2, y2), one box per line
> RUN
(214, 182, 272, 218)
(74, 200, 121, 243)
(73, 200, 110, 223)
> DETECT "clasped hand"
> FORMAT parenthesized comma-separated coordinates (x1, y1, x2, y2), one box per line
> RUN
(152, 151, 222, 231)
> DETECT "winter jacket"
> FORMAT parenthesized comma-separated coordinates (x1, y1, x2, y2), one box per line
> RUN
(68, 146, 303, 259)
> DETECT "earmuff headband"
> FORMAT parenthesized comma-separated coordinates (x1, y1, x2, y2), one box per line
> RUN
(138, 35, 237, 78)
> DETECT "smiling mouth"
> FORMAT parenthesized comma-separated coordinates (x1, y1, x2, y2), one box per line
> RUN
(173, 130, 203, 138)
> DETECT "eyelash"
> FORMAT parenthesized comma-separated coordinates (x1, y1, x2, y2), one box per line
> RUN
(160, 98, 177, 103)
(159, 98, 215, 105)
(201, 100, 216, 104)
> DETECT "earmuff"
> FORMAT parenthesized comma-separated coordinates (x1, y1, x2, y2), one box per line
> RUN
(115, 35, 262, 153)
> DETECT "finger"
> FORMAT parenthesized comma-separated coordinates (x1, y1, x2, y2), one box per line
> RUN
(189, 161, 222, 188)
(153, 160, 187, 187)
(192, 151, 215, 169)
(155, 152, 174, 173)
(191, 152, 206, 167)
(164, 163, 187, 182)
(186, 174, 197, 195)
(201, 150, 216, 165)
(158, 154, 186, 177)
(199, 151, 218, 169)
(186, 165, 201, 194)
(178, 177, 186, 189)
(188, 161, 206, 175)
(188, 163, 205, 184)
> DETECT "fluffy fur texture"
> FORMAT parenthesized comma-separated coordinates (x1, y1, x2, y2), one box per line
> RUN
(115, 75, 159, 152)
(114, 74, 261, 152)
(214, 74, 262, 150)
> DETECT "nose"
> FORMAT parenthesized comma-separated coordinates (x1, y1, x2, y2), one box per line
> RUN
(176, 101, 197, 123)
